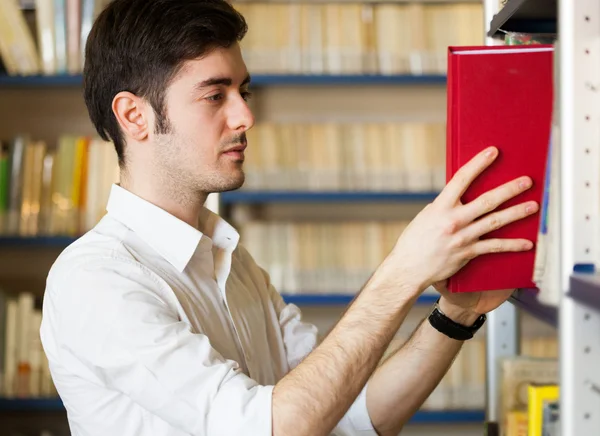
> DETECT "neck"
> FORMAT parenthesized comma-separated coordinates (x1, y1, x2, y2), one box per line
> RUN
(119, 169, 208, 229)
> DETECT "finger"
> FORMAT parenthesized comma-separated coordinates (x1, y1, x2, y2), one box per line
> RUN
(457, 175, 533, 224)
(438, 146, 499, 205)
(461, 200, 539, 241)
(432, 280, 448, 293)
(469, 238, 534, 258)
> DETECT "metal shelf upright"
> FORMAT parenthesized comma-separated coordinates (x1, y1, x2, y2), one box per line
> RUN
(483, 0, 600, 435)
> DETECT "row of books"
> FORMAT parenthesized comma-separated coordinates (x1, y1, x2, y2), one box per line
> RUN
(0, 0, 483, 77)
(0, 286, 559, 418)
(0, 0, 111, 76)
(423, 338, 557, 413)
(243, 122, 446, 192)
(0, 291, 58, 398)
(0, 135, 119, 237)
(501, 356, 559, 436)
(240, 220, 411, 293)
(237, 2, 483, 75)
(0, 122, 446, 237)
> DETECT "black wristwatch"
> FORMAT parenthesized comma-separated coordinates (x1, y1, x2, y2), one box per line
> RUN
(427, 298, 486, 340)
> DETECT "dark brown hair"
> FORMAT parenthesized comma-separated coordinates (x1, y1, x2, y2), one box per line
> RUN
(83, 0, 247, 167)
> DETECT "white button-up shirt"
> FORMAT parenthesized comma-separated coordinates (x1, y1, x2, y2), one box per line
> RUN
(40, 184, 377, 436)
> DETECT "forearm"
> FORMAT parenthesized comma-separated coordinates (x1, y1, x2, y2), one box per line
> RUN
(272, 262, 424, 436)
(366, 298, 480, 436)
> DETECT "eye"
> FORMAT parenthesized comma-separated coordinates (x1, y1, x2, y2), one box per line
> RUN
(206, 93, 224, 102)
(241, 91, 253, 102)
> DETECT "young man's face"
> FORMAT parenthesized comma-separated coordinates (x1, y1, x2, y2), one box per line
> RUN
(153, 43, 254, 195)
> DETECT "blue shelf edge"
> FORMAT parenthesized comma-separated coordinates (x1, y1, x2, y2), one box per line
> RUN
(221, 191, 440, 204)
(281, 293, 439, 306)
(0, 236, 78, 247)
(0, 74, 447, 87)
(0, 398, 65, 411)
(509, 288, 558, 327)
(0, 398, 482, 423)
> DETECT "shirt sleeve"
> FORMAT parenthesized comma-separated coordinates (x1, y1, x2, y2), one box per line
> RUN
(51, 257, 273, 436)
(263, 269, 379, 436)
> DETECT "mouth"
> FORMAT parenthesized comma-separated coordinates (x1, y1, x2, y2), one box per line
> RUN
(223, 143, 247, 160)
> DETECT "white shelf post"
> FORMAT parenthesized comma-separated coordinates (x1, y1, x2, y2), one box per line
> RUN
(559, 0, 600, 434)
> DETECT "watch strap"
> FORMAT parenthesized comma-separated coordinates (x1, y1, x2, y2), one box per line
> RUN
(428, 298, 486, 341)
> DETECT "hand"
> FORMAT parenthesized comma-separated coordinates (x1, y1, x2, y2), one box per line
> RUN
(434, 279, 515, 320)
(383, 146, 538, 292)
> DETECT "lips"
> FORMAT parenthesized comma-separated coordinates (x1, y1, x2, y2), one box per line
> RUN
(223, 143, 247, 161)
(223, 143, 247, 153)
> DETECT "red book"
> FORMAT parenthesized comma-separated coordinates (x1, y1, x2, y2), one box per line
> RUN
(446, 45, 554, 293)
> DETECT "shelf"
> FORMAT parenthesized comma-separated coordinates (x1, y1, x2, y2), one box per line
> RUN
(509, 288, 558, 327)
(0, 74, 447, 88)
(569, 273, 600, 313)
(0, 236, 78, 248)
(220, 191, 440, 204)
(0, 398, 65, 412)
(0, 398, 482, 423)
(487, 0, 557, 38)
(281, 293, 439, 306)
(409, 409, 484, 424)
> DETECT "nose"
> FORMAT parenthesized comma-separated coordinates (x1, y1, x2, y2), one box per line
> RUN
(228, 93, 255, 133)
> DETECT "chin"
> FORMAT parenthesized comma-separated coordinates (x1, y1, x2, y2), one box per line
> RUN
(215, 171, 245, 193)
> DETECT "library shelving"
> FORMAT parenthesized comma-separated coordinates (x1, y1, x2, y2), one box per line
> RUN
(0, 73, 449, 88)
(487, 0, 557, 37)
(0, 0, 489, 433)
(509, 289, 558, 327)
(483, 0, 600, 435)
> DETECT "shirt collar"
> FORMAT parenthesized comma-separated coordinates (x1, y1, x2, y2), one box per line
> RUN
(105, 184, 239, 272)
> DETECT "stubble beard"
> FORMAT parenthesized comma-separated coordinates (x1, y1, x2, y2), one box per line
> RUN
(153, 131, 246, 207)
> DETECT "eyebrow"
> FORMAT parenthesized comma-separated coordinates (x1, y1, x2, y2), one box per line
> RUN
(194, 74, 252, 90)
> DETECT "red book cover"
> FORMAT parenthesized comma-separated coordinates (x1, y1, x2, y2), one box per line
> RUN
(446, 45, 554, 293)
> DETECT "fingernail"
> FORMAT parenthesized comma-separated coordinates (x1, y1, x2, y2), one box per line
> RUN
(519, 178, 532, 189)
(525, 203, 538, 213)
(524, 241, 533, 250)
(485, 147, 497, 157)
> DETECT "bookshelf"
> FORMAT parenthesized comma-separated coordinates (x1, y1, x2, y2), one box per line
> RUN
(487, 0, 557, 37)
(483, 0, 600, 435)
(569, 274, 600, 313)
(509, 289, 558, 327)
(0, 0, 493, 434)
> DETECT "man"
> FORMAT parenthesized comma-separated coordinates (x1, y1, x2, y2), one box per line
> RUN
(39, 1, 539, 435)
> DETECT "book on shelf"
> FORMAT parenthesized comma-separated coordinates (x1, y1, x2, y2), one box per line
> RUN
(243, 121, 446, 193)
(240, 220, 414, 294)
(0, 134, 119, 237)
(445, 44, 554, 293)
(0, 289, 58, 398)
(533, 40, 562, 307)
(528, 384, 559, 436)
(500, 356, 558, 436)
(0, 0, 483, 77)
(237, 2, 484, 76)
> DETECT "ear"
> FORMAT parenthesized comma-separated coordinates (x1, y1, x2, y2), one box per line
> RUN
(112, 91, 152, 142)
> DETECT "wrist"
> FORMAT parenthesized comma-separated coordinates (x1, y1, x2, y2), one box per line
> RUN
(372, 253, 430, 296)
(438, 297, 481, 327)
